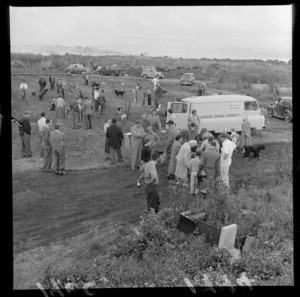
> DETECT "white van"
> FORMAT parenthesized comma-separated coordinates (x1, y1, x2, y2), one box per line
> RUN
(166, 95, 265, 133)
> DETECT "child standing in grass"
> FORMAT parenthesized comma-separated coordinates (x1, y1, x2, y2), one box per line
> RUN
(188, 151, 201, 195)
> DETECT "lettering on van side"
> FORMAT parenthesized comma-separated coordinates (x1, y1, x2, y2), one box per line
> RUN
(200, 114, 239, 119)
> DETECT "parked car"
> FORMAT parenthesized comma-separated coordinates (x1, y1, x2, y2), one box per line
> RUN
(96, 64, 122, 76)
(64, 64, 90, 74)
(141, 67, 164, 79)
(267, 97, 292, 123)
(180, 73, 196, 85)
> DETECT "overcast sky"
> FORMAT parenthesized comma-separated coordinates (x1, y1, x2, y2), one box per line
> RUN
(10, 6, 292, 60)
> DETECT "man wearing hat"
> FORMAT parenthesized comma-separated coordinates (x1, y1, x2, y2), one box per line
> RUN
(164, 120, 180, 160)
(147, 109, 161, 133)
(219, 132, 236, 188)
(19, 79, 28, 101)
(50, 123, 66, 175)
(130, 119, 146, 171)
(18, 111, 32, 157)
(175, 140, 197, 186)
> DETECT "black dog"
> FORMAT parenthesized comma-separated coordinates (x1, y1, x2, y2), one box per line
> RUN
(32, 91, 36, 96)
(244, 144, 265, 159)
(49, 99, 56, 111)
(115, 90, 125, 97)
(91, 81, 100, 89)
(39, 88, 48, 100)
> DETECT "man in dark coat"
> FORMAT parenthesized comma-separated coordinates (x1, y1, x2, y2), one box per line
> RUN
(49, 75, 55, 90)
(18, 111, 32, 157)
(41, 119, 53, 172)
(106, 118, 124, 164)
(38, 76, 47, 92)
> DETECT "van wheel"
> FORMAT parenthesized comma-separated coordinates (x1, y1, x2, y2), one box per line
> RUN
(284, 112, 292, 123)
(142, 74, 147, 78)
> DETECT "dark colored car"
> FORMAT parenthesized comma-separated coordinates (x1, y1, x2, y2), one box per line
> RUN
(267, 97, 292, 123)
(64, 64, 90, 74)
(96, 64, 122, 76)
(180, 73, 196, 85)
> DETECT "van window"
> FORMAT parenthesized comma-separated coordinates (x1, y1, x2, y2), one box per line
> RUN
(170, 103, 188, 113)
(244, 101, 258, 111)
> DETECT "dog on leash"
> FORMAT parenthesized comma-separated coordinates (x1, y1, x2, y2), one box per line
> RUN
(244, 144, 265, 159)
(115, 90, 125, 98)
(39, 88, 48, 100)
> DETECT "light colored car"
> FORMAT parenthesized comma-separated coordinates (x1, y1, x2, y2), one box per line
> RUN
(64, 64, 90, 74)
(141, 67, 164, 79)
(180, 73, 196, 85)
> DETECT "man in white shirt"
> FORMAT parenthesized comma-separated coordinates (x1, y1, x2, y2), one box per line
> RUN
(152, 76, 160, 91)
(37, 112, 47, 158)
(93, 87, 100, 112)
(219, 132, 237, 188)
(20, 79, 28, 100)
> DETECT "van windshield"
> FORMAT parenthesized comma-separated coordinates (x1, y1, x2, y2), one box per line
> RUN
(170, 103, 188, 113)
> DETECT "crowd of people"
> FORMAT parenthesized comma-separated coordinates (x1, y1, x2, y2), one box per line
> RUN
(16, 74, 253, 214)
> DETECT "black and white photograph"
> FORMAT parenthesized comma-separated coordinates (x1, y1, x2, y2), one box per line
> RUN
(10, 5, 293, 290)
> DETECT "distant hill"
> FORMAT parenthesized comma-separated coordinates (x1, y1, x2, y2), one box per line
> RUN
(11, 44, 127, 56)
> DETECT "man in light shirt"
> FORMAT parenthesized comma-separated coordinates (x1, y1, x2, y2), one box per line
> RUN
(144, 152, 161, 214)
(50, 124, 66, 175)
(93, 87, 100, 112)
(152, 76, 160, 91)
(219, 132, 236, 188)
(19, 79, 28, 100)
(37, 112, 47, 157)
(55, 96, 66, 124)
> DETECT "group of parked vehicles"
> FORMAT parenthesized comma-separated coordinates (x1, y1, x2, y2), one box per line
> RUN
(64, 63, 292, 126)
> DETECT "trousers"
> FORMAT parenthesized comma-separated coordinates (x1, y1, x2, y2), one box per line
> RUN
(220, 158, 231, 187)
(20, 133, 32, 157)
(110, 147, 123, 164)
(145, 183, 160, 214)
(39, 132, 44, 157)
(72, 112, 79, 129)
(53, 146, 65, 173)
(43, 145, 52, 170)
(84, 114, 92, 129)
(190, 171, 198, 194)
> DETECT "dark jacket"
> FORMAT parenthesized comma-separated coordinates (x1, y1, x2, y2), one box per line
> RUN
(141, 146, 152, 162)
(106, 124, 124, 148)
(19, 117, 31, 135)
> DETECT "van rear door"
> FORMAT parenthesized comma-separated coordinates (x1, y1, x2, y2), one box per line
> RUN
(167, 102, 190, 130)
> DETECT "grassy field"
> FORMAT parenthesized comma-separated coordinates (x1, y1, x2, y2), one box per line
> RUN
(12, 69, 293, 288)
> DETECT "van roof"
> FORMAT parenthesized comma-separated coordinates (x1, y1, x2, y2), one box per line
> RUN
(181, 95, 257, 103)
